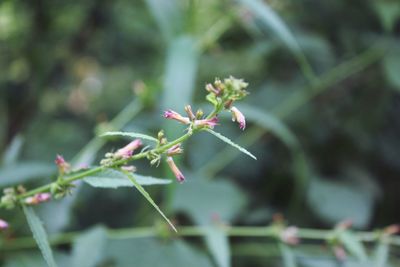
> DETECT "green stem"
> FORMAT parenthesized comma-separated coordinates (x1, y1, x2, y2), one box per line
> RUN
(2, 225, 399, 251)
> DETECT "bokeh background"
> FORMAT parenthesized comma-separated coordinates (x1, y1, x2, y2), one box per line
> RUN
(0, 0, 400, 266)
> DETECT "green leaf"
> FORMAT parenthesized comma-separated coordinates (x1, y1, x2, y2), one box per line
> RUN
(238, 0, 315, 82)
(383, 45, 400, 91)
(307, 177, 374, 228)
(0, 162, 55, 187)
(204, 129, 257, 160)
(204, 226, 230, 267)
(100, 131, 158, 143)
(338, 231, 368, 262)
(2, 134, 24, 165)
(22, 206, 57, 267)
(172, 178, 247, 224)
(84, 169, 171, 188)
(373, 240, 389, 267)
(107, 238, 213, 267)
(71, 226, 107, 267)
(373, 1, 400, 32)
(279, 243, 298, 267)
(125, 172, 177, 232)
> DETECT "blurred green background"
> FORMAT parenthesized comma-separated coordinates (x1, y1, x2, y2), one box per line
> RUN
(0, 0, 400, 266)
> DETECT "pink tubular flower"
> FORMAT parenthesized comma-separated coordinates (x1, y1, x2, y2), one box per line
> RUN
(163, 110, 190, 124)
(55, 155, 70, 174)
(194, 117, 219, 129)
(166, 157, 185, 183)
(0, 219, 8, 230)
(230, 106, 246, 130)
(167, 144, 183, 156)
(115, 139, 142, 159)
(25, 193, 51, 205)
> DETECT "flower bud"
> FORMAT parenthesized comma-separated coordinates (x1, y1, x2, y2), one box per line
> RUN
(167, 144, 183, 156)
(163, 110, 190, 124)
(230, 106, 246, 130)
(166, 157, 185, 183)
(25, 193, 51, 205)
(280, 226, 299, 245)
(55, 155, 71, 174)
(184, 105, 195, 121)
(0, 219, 8, 230)
(121, 165, 136, 172)
(115, 139, 142, 159)
(194, 117, 218, 129)
(205, 83, 220, 95)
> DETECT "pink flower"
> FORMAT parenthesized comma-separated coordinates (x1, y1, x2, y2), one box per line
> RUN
(167, 144, 183, 156)
(166, 157, 185, 183)
(25, 193, 51, 205)
(163, 110, 190, 124)
(194, 117, 219, 129)
(280, 226, 299, 245)
(115, 139, 142, 159)
(55, 155, 70, 174)
(230, 106, 246, 130)
(0, 219, 8, 230)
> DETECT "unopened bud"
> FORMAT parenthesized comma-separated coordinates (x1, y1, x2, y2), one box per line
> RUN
(115, 139, 142, 159)
(230, 106, 246, 130)
(25, 193, 51, 205)
(163, 110, 190, 124)
(184, 105, 195, 120)
(167, 144, 183, 156)
(280, 226, 299, 245)
(55, 155, 71, 174)
(194, 117, 219, 129)
(166, 157, 185, 183)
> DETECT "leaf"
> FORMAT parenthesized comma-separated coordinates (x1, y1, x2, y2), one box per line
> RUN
(373, 1, 400, 32)
(204, 129, 257, 160)
(0, 162, 55, 187)
(238, 0, 315, 82)
(100, 131, 158, 143)
(279, 243, 298, 267)
(22, 206, 57, 267)
(71, 226, 108, 267)
(107, 238, 213, 267)
(125, 173, 177, 232)
(172, 178, 247, 225)
(373, 240, 389, 267)
(307, 177, 374, 228)
(2, 134, 24, 165)
(204, 226, 230, 267)
(84, 169, 171, 188)
(338, 231, 368, 262)
(383, 45, 400, 91)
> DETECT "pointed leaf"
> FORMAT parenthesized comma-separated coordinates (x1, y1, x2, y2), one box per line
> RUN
(100, 131, 158, 143)
(373, 240, 389, 267)
(204, 129, 256, 160)
(125, 172, 177, 232)
(71, 226, 108, 267)
(22, 206, 57, 267)
(279, 243, 298, 267)
(204, 226, 230, 267)
(338, 231, 368, 262)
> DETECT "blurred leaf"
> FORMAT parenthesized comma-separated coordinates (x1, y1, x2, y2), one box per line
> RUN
(204, 129, 257, 160)
(84, 169, 171, 188)
(204, 226, 230, 267)
(107, 238, 213, 267)
(383, 44, 400, 91)
(100, 131, 158, 143)
(0, 162, 55, 187)
(307, 177, 374, 228)
(373, 240, 389, 267)
(279, 243, 298, 267)
(4, 252, 69, 267)
(238, 0, 315, 82)
(173, 178, 247, 224)
(71, 226, 107, 267)
(22, 206, 57, 267)
(372, 1, 400, 32)
(338, 231, 368, 262)
(144, 0, 182, 42)
(2, 134, 24, 165)
(125, 172, 177, 232)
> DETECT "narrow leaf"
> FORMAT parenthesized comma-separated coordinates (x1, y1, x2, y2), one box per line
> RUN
(339, 231, 368, 262)
(373, 240, 389, 267)
(100, 131, 158, 143)
(279, 243, 298, 267)
(71, 226, 107, 267)
(204, 226, 230, 267)
(84, 174, 171, 188)
(204, 129, 257, 160)
(2, 135, 24, 165)
(22, 206, 57, 267)
(125, 172, 177, 232)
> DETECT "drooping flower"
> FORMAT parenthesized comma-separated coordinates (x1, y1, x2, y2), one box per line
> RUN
(194, 117, 219, 129)
(25, 193, 51, 205)
(230, 106, 246, 130)
(166, 157, 185, 183)
(163, 110, 190, 124)
(167, 144, 183, 156)
(0, 219, 8, 230)
(115, 139, 142, 159)
(55, 155, 71, 174)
